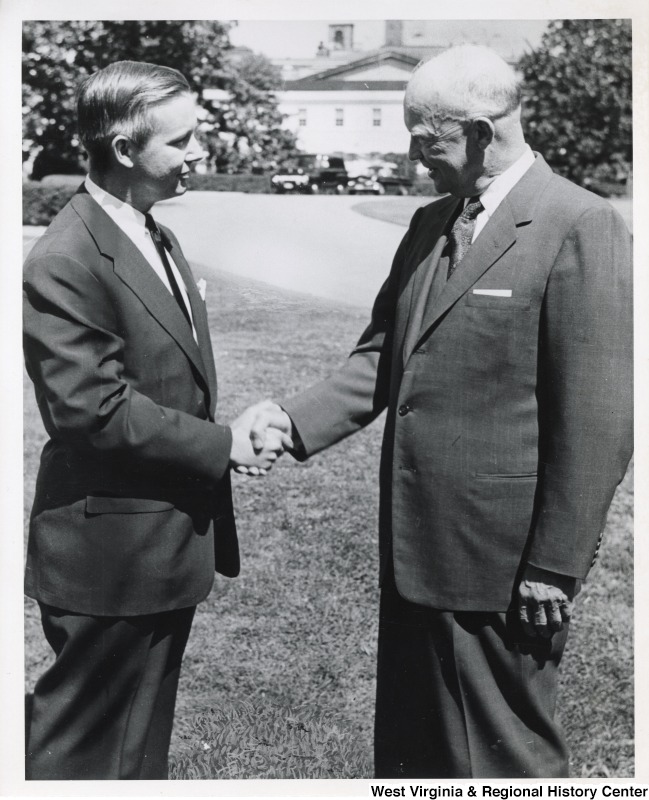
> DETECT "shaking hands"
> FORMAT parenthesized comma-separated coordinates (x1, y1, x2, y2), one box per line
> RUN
(229, 400, 294, 476)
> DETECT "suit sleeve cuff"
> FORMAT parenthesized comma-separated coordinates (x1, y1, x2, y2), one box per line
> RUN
(280, 407, 308, 462)
(209, 422, 233, 481)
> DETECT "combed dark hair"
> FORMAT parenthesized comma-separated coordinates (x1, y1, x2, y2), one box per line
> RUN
(77, 61, 191, 170)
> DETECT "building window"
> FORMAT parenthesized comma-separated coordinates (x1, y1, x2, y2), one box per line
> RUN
(329, 24, 353, 51)
(373, 108, 382, 127)
(298, 108, 307, 127)
(335, 108, 344, 127)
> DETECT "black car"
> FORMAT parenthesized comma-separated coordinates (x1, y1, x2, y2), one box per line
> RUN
(271, 154, 349, 194)
(347, 175, 385, 195)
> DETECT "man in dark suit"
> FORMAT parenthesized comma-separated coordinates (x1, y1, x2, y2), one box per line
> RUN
(247, 45, 633, 777)
(23, 60, 287, 780)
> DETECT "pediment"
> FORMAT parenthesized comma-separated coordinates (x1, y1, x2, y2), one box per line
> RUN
(291, 50, 419, 84)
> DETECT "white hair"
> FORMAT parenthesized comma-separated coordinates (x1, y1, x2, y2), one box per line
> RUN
(406, 44, 522, 129)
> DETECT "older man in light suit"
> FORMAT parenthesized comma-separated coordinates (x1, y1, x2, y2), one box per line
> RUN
(23, 61, 287, 780)
(249, 45, 632, 777)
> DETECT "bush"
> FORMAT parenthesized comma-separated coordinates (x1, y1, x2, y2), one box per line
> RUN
(169, 701, 372, 779)
(40, 173, 87, 187)
(584, 179, 630, 199)
(23, 180, 80, 226)
(22, 173, 273, 226)
(186, 173, 272, 193)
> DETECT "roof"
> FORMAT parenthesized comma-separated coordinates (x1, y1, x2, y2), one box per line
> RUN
(297, 49, 420, 80)
(282, 80, 410, 92)
(280, 42, 519, 91)
(283, 48, 424, 91)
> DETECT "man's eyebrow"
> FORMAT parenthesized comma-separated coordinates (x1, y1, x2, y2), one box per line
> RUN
(168, 127, 196, 142)
(411, 130, 435, 141)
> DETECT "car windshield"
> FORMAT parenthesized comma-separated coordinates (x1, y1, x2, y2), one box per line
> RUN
(295, 156, 345, 170)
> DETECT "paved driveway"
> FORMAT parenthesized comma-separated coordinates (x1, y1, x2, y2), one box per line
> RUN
(153, 193, 405, 308)
(24, 191, 633, 310)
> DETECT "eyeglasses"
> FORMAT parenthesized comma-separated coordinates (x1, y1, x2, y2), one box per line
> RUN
(410, 108, 514, 151)
(409, 122, 465, 151)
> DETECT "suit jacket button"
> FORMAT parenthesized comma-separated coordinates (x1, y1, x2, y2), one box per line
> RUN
(398, 404, 411, 416)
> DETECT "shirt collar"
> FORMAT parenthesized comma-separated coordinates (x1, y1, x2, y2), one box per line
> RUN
(476, 145, 535, 217)
(85, 175, 147, 230)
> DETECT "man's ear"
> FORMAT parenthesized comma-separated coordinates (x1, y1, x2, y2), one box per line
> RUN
(470, 117, 495, 150)
(111, 134, 135, 168)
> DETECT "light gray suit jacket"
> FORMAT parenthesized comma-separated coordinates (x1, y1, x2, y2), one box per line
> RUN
(284, 155, 633, 611)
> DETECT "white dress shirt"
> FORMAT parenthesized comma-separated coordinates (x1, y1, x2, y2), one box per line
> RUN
(85, 176, 197, 340)
(472, 145, 536, 241)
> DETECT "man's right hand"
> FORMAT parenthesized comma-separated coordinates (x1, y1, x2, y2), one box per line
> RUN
(229, 404, 292, 476)
(247, 400, 294, 453)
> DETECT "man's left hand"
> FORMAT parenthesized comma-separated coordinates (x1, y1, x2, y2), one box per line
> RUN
(518, 565, 579, 638)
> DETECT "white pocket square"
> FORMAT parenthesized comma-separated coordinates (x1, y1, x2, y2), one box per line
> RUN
(196, 279, 207, 301)
(472, 289, 512, 297)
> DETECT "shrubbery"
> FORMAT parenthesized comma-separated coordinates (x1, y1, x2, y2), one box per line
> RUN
(23, 180, 81, 226)
(23, 174, 274, 226)
(169, 701, 371, 779)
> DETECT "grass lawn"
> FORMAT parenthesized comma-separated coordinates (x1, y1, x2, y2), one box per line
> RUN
(23, 264, 633, 779)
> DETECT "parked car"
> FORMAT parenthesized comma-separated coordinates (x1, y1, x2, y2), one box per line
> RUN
(347, 175, 385, 195)
(270, 168, 311, 194)
(271, 154, 349, 194)
(376, 174, 413, 195)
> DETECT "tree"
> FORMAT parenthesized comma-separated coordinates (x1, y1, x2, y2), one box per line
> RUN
(198, 51, 299, 174)
(517, 19, 632, 193)
(22, 21, 297, 178)
(22, 21, 97, 178)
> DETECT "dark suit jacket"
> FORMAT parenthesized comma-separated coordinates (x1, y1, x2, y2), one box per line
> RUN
(23, 188, 238, 616)
(284, 155, 633, 612)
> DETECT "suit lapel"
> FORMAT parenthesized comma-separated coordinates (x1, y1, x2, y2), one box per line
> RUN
(394, 196, 459, 368)
(409, 205, 518, 358)
(70, 191, 212, 396)
(161, 226, 218, 407)
(403, 154, 554, 363)
(401, 235, 448, 367)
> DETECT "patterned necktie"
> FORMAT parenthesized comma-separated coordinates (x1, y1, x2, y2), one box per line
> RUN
(144, 213, 192, 327)
(447, 196, 483, 278)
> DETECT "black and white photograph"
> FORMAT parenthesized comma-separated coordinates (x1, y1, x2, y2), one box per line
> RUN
(1, 0, 646, 795)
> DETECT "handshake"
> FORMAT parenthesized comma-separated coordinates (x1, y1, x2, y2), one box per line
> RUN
(228, 400, 295, 476)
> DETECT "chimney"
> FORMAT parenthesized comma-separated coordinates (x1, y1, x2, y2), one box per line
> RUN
(385, 20, 403, 47)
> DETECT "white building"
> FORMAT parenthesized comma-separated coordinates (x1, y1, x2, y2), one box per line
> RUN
(274, 20, 545, 157)
(279, 51, 418, 155)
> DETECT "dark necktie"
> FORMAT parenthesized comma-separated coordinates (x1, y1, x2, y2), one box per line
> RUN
(447, 196, 483, 278)
(144, 213, 192, 327)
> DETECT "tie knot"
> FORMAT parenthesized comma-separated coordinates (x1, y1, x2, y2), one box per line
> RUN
(461, 196, 483, 221)
(144, 213, 159, 236)
(447, 195, 483, 278)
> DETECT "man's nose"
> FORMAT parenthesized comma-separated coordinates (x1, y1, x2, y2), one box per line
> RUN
(186, 133, 206, 163)
(408, 137, 422, 162)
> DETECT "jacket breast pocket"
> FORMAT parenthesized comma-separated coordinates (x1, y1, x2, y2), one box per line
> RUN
(465, 294, 531, 310)
(85, 496, 174, 515)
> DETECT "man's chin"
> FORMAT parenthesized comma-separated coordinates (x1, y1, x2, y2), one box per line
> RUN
(175, 174, 191, 194)
(427, 170, 446, 194)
